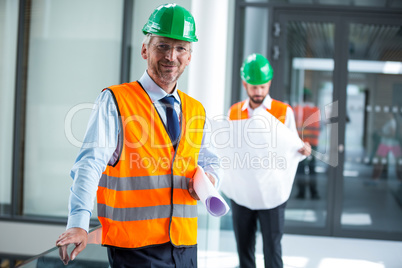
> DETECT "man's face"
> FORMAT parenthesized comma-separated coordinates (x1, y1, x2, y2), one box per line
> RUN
(243, 80, 271, 106)
(141, 36, 192, 91)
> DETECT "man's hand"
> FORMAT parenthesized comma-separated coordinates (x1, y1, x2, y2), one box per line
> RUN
(298, 141, 312, 156)
(56, 227, 88, 265)
(188, 172, 216, 200)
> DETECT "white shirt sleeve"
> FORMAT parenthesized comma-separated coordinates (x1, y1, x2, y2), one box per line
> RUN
(67, 90, 119, 232)
(285, 106, 298, 134)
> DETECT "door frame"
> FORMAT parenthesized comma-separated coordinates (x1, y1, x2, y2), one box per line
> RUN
(272, 7, 402, 241)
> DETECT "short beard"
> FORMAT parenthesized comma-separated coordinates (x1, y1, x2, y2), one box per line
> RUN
(157, 61, 181, 85)
(159, 71, 180, 85)
(250, 96, 264, 104)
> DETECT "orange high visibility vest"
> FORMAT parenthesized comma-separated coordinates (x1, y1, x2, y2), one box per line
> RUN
(294, 105, 320, 146)
(228, 99, 289, 123)
(97, 81, 205, 249)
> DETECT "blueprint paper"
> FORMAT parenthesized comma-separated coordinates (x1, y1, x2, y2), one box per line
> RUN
(193, 166, 230, 217)
(207, 109, 305, 209)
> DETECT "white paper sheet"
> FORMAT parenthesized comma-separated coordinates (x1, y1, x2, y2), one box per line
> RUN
(193, 165, 230, 217)
(207, 109, 305, 210)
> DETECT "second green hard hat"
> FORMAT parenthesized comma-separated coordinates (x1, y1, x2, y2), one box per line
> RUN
(241, 53, 274, 85)
(142, 3, 198, 42)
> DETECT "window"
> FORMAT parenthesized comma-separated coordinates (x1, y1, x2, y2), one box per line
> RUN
(22, 0, 123, 217)
(0, 0, 19, 216)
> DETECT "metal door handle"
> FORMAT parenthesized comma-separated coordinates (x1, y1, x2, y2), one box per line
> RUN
(338, 144, 344, 153)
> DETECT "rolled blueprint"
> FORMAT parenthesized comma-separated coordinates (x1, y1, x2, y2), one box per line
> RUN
(193, 165, 230, 217)
(210, 109, 306, 210)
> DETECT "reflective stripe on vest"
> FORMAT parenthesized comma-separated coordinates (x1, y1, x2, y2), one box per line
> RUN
(229, 99, 289, 123)
(97, 81, 205, 249)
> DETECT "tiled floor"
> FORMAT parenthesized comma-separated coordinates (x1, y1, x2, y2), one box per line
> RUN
(14, 228, 402, 267)
(198, 231, 402, 268)
(197, 166, 402, 268)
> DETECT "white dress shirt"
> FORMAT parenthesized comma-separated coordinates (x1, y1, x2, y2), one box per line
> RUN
(241, 95, 297, 134)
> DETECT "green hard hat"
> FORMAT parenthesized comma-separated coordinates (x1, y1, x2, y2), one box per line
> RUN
(241, 53, 274, 85)
(142, 3, 198, 42)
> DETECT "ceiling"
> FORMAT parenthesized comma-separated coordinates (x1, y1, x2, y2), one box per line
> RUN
(287, 21, 402, 61)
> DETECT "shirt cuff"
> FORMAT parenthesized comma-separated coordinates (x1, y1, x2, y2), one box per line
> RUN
(66, 211, 91, 233)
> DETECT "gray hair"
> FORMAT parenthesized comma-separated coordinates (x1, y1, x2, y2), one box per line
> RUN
(142, 33, 153, 46)
(142, 33, 193, 52)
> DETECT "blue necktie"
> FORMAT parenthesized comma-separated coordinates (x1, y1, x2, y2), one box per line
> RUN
(160, 96, 180, 142)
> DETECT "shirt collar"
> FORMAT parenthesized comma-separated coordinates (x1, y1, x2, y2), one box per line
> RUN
(138, 71, 181, 104)
(242, 94, 273, 111)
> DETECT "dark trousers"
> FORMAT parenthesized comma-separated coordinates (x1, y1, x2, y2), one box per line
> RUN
(231, 200, 286, 268)
(107, 242, 197, 268)
(296, 147, 319, 199)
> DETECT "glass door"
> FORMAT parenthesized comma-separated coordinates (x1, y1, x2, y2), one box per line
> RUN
(274, 10, 402, 240)
(273, 13, 339, 235)
(340, 21, 402, 240)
